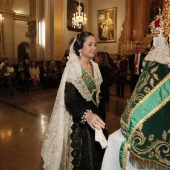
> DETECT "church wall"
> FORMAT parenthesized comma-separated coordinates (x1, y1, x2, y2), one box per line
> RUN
(0, 0, 29, 64)
(12, 0, 29, 63)
(3, 16, 14, 62)
(13, 20, 29, 63)
(12, 0, 29, 15)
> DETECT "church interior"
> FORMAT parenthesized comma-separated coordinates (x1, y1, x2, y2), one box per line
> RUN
(0, 0, 167, 169)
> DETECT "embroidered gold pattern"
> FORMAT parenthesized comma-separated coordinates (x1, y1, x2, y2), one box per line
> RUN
(121, 61, 170, 169)
(148, 134, 154, 141)
(131, 128, 170, 166)
(121, 62, 166, 132)
(122, 96, 170, 169)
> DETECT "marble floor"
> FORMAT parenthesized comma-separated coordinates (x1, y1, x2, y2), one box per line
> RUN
(0, 83, 131, 170)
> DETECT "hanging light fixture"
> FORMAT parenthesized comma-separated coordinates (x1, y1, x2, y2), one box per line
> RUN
(72, 1, 87, 29)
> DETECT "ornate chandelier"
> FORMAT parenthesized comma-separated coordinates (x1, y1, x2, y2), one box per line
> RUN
(72, 1, 87, 29)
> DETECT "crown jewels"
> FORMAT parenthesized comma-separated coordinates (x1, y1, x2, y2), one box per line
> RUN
(149, 1, 170, 42)
(149, 8, 164, 36)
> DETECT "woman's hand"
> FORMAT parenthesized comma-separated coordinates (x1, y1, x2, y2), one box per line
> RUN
(85, 112, 105, 130)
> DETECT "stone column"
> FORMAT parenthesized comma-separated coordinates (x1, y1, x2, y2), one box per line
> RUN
(29, 0, 36, 59)
(54, 0, 64, 60)
(132, 0, 146, 40)
(125, 0, 133, 42)
(118, 0, 133, 55)
(86, 0, 92, 32)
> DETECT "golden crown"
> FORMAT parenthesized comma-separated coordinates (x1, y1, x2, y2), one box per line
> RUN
(149, 1, 170, 42)
(149, 8, 164, 36)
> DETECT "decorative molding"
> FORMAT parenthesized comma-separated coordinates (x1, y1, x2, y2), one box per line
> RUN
(0, 10, 29, 21)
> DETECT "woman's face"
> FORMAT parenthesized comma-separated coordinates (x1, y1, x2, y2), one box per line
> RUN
(81, 36, 97, 59)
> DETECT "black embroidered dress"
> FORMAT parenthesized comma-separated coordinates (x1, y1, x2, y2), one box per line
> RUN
(64, 65, 104, 170)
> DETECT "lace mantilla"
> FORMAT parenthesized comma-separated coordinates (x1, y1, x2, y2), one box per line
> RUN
(66, 57, 102, 106)
(41, 67, 73, 170)
(144, 36, 170, 67)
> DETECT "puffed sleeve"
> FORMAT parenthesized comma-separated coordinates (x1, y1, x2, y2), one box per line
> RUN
(65, 82, 95, 123)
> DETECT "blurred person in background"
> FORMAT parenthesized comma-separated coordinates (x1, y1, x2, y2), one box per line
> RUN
(40, 61, 49, 90)
(128, 43, 145, 94)
(29, 60, 40, 91)
(48, 60, 60, 88)
(17, 62, 29, 92)
(115, 54, 128, 98)
(95, 51, 111, 121)
(2, 58, 15, 96)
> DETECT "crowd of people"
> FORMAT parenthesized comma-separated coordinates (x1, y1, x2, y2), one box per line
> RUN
(0, 58, 61, 95)
(0, 58, 15, 96)
(0, 44, 144, 98)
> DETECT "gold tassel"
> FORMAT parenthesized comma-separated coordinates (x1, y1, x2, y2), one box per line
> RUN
(129, 151, 170, 170)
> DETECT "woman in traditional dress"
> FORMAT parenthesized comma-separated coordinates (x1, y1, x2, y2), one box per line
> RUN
(41, 31, 107, 170)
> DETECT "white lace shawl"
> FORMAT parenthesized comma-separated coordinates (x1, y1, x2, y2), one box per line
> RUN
(41, 56, 102, 170)
(144, 35, 170, 67)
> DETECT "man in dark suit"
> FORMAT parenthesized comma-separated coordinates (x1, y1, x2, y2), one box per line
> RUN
(128, 43, 145, 94)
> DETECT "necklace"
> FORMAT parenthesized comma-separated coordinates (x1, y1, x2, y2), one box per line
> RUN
(90, 61, 94, 77)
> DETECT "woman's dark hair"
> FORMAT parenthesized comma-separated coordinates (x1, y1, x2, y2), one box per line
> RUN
(73, 31, 95, 56)
(31, 60, 37, 69)
(96, 51, 108, 66)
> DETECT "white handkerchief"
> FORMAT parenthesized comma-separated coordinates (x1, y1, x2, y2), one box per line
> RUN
(95, 127, 107, 149)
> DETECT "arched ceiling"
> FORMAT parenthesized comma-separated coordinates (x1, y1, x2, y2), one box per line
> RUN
(0, 0, 29, 15)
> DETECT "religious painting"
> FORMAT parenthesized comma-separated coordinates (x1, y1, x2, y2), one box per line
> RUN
(67, 0, 84, 32)
(26, 20, 36, 38)
(97, 7, 117, 43)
